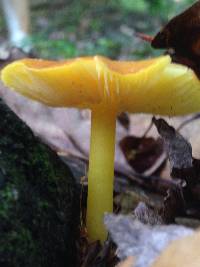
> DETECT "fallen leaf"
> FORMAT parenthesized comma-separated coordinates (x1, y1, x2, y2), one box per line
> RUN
(116, 256, 135, 267)
(151, 230, 200, 267)
(153, 117, 194, 180)
(151, 0, 200, 77)
(134, 202, 163, 225)
(120, 135, 165, 175)
(105, 214, 193, 267)
(153, 117, 200, 221)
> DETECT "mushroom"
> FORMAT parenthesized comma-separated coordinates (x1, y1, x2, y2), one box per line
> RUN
(1, 55, 200, 242)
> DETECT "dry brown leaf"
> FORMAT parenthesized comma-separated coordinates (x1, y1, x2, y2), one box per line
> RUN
(129, 113, 200, 178)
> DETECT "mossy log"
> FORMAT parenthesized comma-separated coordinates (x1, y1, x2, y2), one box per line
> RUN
(0, 101, 78, 267)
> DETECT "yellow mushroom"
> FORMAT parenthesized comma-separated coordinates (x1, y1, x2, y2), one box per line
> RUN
(1, 55, 200, 242)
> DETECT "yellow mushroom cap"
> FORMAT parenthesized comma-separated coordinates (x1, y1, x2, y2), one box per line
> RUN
(1, 55, 200, 115)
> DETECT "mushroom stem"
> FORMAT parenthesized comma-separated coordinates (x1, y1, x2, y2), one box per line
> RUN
(87, 107, 117, 242)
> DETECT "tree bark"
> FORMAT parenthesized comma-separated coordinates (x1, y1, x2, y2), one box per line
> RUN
(0, 101, 78, 267)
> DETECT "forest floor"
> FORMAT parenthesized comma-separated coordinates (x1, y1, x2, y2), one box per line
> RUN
(0, 1, 200, 266)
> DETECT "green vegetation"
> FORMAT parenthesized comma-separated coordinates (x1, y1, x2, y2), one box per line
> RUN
(30, 0, 196, 59)
(0, 0, 196, 59)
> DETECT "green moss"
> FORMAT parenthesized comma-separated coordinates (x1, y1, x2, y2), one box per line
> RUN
(0, 102, 78, 267)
